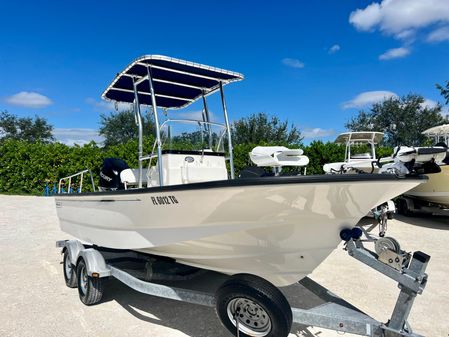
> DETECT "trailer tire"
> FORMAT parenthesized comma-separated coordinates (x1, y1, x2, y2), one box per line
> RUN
(63, 250, 77, 288)
(215, 274, 292, 337)
(76, 258, 103, 305)
(397, 198, 412, 216)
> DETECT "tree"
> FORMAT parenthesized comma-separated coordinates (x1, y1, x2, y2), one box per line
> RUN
(345, 94, 445, 147)
(99, 109, 155, 147)
(436, 81, 449, 105)
(232, 112, 302, 146)
(0, 110, 54, 143)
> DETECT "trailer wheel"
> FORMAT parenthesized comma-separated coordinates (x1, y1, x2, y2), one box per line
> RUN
(63, 250, 77, 288)
(76, 258, 103, 305)
(215, 274, 292, 337)
(397, 198, 412, 216)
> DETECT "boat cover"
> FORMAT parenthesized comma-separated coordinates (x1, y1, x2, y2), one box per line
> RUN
(102, 55, 244, 109)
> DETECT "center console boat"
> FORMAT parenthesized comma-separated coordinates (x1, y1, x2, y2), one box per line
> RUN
(54, 55, 432, 337)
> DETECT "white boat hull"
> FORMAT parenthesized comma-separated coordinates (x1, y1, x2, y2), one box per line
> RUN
(55, 176, 424, 286)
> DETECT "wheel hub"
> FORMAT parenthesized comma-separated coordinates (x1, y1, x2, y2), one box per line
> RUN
(64, 254, 72, 278)
(79, 266, 88, 294)
(227, 297, 272, 336)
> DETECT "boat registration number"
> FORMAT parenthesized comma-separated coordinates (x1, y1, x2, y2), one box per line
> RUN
(151, 195, 179, 205)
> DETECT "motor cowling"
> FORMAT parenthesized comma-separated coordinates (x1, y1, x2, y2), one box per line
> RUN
(99, 158, 129, 191)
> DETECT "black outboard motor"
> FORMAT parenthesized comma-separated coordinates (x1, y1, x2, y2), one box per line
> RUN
(99, 158, 129, 191)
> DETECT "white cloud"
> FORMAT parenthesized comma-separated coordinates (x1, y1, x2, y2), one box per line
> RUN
(170, 110, 216, 122)
(350, 3, 382, 32)
(420, 99, 438, 109)
(342, 90, 398, 109)
(53, 128, 104, 146)
(379, 47, 411, 60)
(427, 26, 449, 42)
(5, 91, 53, 108)
(328, 44, 341, 54)
(282, 58, 305, 69)
(442, 106, 449, 118)
(350, 0, 449, 39)
(86, 98, 131, 112)
(302, 128, 335, 139)
(395, 29, 416, 40)
(420, 99, 448, 117)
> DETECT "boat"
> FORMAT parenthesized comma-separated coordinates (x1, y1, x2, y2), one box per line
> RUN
(55, 55, 426, 287)
(323, 132, 384, 174)
(403, 124, 449, 208)
(323, 131, 446, 176)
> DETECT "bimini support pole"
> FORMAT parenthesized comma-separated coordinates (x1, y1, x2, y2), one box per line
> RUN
(147, 66, 164, 187)
(201, 91, 212, 149)
(219, 81, 235, 179)
(132, 79, 144, 188)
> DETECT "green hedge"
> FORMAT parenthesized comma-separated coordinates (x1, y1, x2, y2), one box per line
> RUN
(0, 139, 393, 195)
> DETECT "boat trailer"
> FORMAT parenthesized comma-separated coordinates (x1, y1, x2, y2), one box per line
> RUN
(57, 227, 429, 337)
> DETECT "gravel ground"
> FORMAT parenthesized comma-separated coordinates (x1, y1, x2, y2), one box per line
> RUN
(0, 195, 447, 337)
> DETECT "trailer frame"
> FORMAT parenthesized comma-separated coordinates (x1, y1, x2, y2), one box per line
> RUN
(57, 229, 429, 337)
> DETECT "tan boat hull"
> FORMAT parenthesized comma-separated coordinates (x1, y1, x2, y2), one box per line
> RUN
(405, 165, 449, 207)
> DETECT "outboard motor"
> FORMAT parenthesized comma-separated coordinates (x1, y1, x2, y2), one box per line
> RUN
(99, 158, 129, 191)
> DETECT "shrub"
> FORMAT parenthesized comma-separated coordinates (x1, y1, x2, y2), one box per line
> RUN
(0, 138, 394, 195)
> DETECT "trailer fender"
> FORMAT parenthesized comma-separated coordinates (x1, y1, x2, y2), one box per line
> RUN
(61, 240, 85, 266)
(77, 248, 111, 278)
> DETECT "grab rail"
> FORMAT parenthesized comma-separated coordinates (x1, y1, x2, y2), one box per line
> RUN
(58, 169, 96, 194)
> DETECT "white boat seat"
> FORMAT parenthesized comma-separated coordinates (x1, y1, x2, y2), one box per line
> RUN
(120, 168, 148, 188)
(250, 146, 309, 167)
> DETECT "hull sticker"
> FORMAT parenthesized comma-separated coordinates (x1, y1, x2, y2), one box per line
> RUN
(151, 195, 179, 205)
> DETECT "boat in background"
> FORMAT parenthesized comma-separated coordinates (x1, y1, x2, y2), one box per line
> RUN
(323, 132, 384, 174)
(323, 131, 446, 176)
(400, 124, 449, 211)
(322, 131, 448, 232)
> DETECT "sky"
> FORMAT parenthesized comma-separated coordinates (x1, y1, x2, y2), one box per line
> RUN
(1, 0, 449, 145)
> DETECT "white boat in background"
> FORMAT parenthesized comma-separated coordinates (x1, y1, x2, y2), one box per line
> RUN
(402, 124, 449, 209)
(54, 55, 427, 288)
(323, 131, 447, 176)
(323, 132, 384, 174)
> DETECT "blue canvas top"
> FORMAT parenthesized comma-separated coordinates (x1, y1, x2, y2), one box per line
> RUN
(102, 55, 244, 109)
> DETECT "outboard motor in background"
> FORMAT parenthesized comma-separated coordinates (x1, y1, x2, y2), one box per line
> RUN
(99, 158, 129, 191)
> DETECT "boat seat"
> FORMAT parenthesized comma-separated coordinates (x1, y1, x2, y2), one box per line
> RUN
(249, 146, 309, 167)
(120, 168, 148, 188)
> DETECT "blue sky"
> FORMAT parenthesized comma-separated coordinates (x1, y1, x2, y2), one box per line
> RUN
(1, 0, 449, 145)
